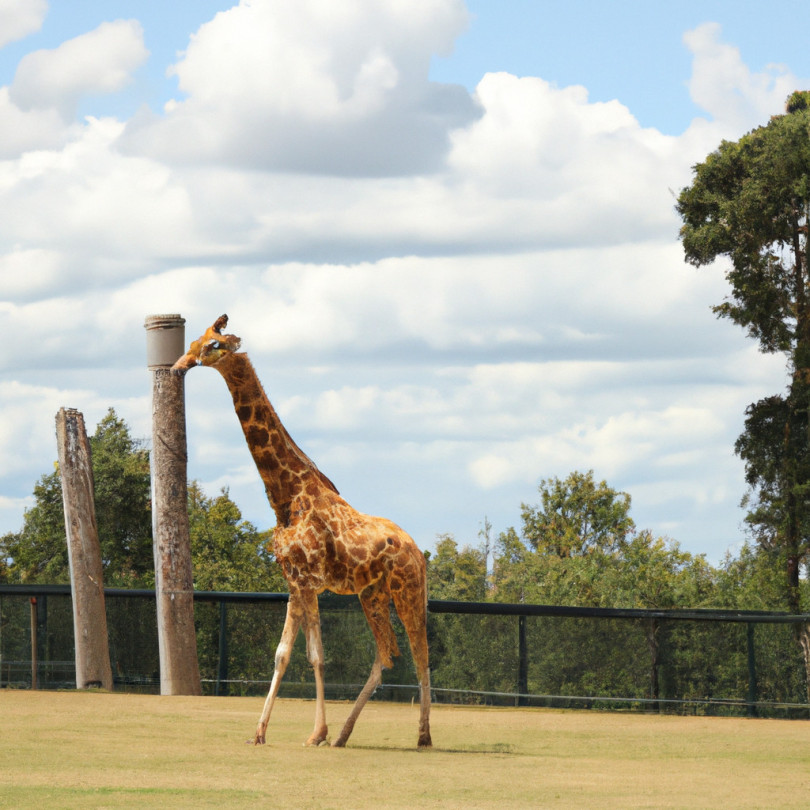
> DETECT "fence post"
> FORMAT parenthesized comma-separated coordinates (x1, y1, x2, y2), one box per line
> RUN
(647, 618, 661, 713)
(746, 622, 758, 717)
(145, 314, 201, 696)
(517, 614, 528, 706)
(56, 408, 114, 691)
(217, 600, 229, 696)
(29, 597, 38, 690)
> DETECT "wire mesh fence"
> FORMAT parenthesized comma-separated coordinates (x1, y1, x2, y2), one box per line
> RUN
(1, 585, 808, 718)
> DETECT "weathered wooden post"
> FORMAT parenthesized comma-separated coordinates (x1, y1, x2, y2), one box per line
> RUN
(145, 314, 201, 696)
(56, 407, 114, 690)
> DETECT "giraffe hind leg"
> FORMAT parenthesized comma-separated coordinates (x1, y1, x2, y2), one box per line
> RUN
(393, 586, 432, 748)
(332, 582, 398, 748)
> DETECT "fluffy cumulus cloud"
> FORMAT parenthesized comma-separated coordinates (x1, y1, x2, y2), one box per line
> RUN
(0, 3, 799, 561)
(0, 86, 67, 157)
(0, 17, 148, 158)
(10, 19, 148, 119)
(120, 0, 478, 174)
(0, 0, 47, 49)
(685, 22, 801, 132)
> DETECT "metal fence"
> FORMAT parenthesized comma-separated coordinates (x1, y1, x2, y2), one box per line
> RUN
(1, 584, 809, 718)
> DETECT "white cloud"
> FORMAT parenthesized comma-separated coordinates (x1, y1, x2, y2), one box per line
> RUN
(0, 117, 199, 294)
(685, 22, 804, 132)
(120, 0, 478, 174)
(0, 380, 148, 476)
(9, 19, 148, 119)
(0, 247, 63, 299)
(0, 86, 68, 157)
(0, 0, 47, 49)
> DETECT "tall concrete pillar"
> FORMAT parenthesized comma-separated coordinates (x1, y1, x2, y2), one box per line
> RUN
(145, 314, 201, 696)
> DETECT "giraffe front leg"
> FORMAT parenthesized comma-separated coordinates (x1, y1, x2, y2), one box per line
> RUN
(252, 595, 303, 745)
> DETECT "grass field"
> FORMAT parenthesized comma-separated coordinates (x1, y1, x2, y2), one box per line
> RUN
(1, 690, 808, 809)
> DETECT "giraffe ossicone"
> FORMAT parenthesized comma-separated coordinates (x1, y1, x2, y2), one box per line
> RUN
(173, 314, 432, 749)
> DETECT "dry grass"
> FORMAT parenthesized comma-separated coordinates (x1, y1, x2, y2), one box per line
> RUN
(1, 690, 808, 809)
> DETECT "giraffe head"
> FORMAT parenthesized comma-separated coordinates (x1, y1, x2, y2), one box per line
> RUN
(172, 314, 242, 375)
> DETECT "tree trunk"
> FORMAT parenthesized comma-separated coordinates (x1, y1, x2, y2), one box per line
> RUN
(56, 408, 114, 691)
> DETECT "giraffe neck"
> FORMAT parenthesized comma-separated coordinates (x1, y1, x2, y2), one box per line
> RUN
(213, 352, 337, 525)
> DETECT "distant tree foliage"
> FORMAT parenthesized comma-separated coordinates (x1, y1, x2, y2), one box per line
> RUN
(423, 471, 806, 709)
(487, 471, 712, 610)
(520, 470, 635, 557)
(187, 482, 284, 593)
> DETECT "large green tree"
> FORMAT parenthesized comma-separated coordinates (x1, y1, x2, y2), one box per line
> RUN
(677, 90, 810, 690)
(489, 471, 716, 706)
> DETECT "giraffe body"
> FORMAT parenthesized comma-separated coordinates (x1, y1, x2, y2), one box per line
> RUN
(173, 315, 431, 748)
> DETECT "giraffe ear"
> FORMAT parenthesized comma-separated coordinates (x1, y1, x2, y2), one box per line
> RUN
(213, 314, 228, 334)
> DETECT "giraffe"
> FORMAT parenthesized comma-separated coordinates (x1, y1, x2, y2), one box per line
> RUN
(172, 315, 432, 748)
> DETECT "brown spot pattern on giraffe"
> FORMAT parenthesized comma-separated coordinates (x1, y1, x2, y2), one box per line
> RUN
(247, 424, 270, 447)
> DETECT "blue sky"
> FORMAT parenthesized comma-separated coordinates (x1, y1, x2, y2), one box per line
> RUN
(3, 1, 807, 133)
(431, 0, 809, 133)
(0, 1, 226, 117)
(0, 0, 808, 566)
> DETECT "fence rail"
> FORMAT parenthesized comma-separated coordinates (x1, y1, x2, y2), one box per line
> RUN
(7, 583, 810, 621)
(1, 584, 808, 718)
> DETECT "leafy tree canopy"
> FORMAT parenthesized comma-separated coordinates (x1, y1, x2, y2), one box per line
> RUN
(188, 482, 284, 593)
(520, 470, 634, 557)
(426, 534, 487, 601)
(677, 93, 810, 354)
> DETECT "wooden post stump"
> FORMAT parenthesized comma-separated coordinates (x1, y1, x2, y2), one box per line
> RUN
(56, 407, 113, 690)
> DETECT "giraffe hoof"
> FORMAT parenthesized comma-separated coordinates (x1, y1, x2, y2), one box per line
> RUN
(250, 734, 266, 746)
